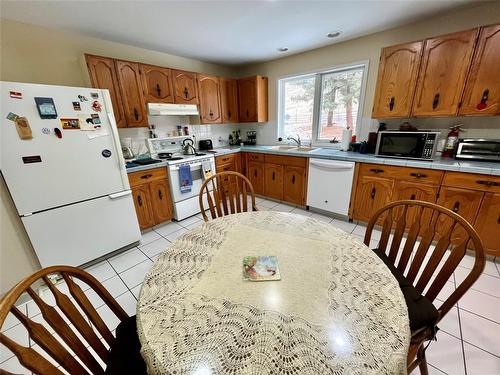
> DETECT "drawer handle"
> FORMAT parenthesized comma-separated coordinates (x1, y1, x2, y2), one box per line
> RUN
(140, 174, 153, 179)
(476, 180, 500, 187)
(369, 168, 384, 174)
(370, 187, 376, 199)
(432, 93, 440, 109)
(292, 175, 295, 184)
(155, 84, 161, 96)
(138, 195, 143, 207)
(410, 172, 428, 178)
(222, 157, 229, 162)
(389, 97, 395, 111)
(158, 190, 163, 200)
(452, 201, 460, 213)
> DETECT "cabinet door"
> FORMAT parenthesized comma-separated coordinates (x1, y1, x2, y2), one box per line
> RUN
(238, 77, 257, 122)
(473, 193, 500, 256)
(150, 179, 173, 224)
(172, 69, 199, 104)
(460, 24, 500, 116)
(140, 64, 174, 104)
(283, 166, 306, 206)
(412, 29, 478, 117)
(372, 41, 423, 118)
(264, 163, 284, 200)
(435, 187, 483, 245)
(247, 162, 264, 195)
(352, 176, 394, 223)
(197, 74, 222, 124)
(85, 54, 126, 128)
(220, 78, 239, 123)
(131, 184, 155, 230)
(115, 60, 148, 127)
(393, 181, 439, 228)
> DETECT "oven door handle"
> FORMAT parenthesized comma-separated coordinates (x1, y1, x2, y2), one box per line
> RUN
(170, 162, 205, 171)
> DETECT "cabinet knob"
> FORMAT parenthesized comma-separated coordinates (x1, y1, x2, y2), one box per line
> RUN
(158, 190, 163, 200)
(452, 201, 460, 213)
(292, 175, 295, 184)
(183, 87, 189, 99)
(133, 108, 139, 120)
(246, 109, 249, 117)
(432, 93, 440, 109)
(477, 89, 489, 110)
(140, 174, 153, 179)
(369, 168, 384, 174)
(209, 109, 214, 118)
(138, 195, 143, 207)
(272, 171, 275, 180)
(389, 97, 395, 111)
(228, 110, 231, 118)
(254, 170, 257, 178)
(410, 194, 416, 200)
(155, 84, 161, 97)
(370, 187, 376, 199)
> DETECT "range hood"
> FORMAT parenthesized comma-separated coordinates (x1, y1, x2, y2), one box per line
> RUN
(148, 103, 199, 116)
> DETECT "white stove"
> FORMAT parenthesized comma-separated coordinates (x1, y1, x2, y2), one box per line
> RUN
(147, 136, 215, 220)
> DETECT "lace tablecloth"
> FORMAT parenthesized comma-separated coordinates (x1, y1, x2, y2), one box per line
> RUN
(137, 211, 410, 374)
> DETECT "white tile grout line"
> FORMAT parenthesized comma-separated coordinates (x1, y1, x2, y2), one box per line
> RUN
(107, 261, 140, 302)
(453, 273, 469, 375)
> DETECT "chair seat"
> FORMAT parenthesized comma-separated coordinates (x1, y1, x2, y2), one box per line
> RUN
(373, 249, 439, 332)
(105, 315, 147, 375)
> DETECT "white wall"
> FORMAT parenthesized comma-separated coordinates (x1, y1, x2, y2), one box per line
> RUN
(237, 2, 500, 145)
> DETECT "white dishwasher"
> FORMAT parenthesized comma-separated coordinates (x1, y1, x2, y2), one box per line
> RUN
(306, 159, 355, 216)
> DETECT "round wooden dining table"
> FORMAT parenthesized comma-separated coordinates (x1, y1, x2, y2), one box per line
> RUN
(137, 211, 410, 374)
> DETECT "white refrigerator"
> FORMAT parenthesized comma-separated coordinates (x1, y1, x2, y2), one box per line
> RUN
(1, 81, 141, 267)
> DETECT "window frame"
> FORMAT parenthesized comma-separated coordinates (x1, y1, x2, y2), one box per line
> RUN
(277, 60, 369, 148)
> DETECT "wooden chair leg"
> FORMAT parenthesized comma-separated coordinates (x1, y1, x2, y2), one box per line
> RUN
(417, 344, 429, 375)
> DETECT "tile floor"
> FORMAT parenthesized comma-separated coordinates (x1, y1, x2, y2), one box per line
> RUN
(1, 197, 499, 374)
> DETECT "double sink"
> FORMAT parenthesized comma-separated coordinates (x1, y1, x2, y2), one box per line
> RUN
(268, 145, 318, 153)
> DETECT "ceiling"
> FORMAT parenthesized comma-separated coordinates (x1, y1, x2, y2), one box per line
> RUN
(1, 0, 475, 66)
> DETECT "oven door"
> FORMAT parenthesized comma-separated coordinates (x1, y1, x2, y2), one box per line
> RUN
(168, 159, 214, 202)
(376, 133, 427, 159)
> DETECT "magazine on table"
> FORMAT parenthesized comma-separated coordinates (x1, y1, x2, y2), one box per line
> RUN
(243, 256, 281, 281)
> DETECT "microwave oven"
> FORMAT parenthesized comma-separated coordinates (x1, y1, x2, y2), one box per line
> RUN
(375, 131, 440, 160)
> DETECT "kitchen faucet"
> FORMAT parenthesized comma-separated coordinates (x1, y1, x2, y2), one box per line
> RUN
(287, 134, 301, 147)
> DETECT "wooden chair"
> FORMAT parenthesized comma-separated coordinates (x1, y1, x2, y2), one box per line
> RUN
(363, 200, 485, 375)
(0, 265, 146, 375)
(199, 171, 257, 222)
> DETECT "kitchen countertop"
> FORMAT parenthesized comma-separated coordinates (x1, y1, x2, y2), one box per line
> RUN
(125, 145, 500, 176)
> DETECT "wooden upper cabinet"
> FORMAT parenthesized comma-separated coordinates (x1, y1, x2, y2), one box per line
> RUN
(460, 24, 500, 116)
(220, 78, 239, 123)
(115, 60, 148, 127)
(412, 29, 479, 117)
(140, 64, 174, 104)
(197, 74, 222, 124)
(372, 41, 423, 118)
(172, 69, 199, 104)
(238, 76, 268, 123)
(85, 54, 126, 128)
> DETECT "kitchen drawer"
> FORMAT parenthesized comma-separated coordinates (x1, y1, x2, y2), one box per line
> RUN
(128, 167, 168, 187)
(217, 161, 237, 173)
(246, 152, 265, 162)
(216, 153, 237, 167)
(442, 171, 500, 193)
(359, 163, 443, 185)
(264, 154, 307, 168)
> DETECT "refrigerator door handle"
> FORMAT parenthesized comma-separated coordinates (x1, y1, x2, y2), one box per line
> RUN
(108, 190, 132, 199)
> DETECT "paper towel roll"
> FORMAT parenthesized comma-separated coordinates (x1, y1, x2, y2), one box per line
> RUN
(341, 128, 352, 151)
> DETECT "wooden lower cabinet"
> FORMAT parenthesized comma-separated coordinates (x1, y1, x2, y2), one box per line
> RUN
(247, 161, 264, 195)
(150, 179, 174, 224)
(474, 193, 500, 256)
(131, 184, 156, 230)
(128, 168, 173, 230)
(392, 181, 439, 227)
(435, 187, 484, 245)
(264, 163, 284, 200)
(283, 166, 307, 206)
(352, 176, 394, 222)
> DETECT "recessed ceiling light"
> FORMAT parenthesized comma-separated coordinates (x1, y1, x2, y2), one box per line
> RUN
(278, 47, 289, 52)
(327, 31, 342, 38)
